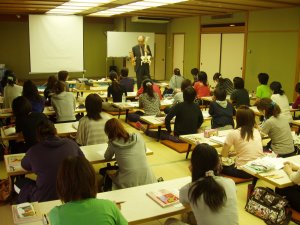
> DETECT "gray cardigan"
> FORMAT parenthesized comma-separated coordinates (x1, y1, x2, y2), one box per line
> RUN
(104, 133, 156, 189)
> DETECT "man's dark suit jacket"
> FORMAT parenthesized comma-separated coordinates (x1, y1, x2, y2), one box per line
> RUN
(132, 44, 152, 72)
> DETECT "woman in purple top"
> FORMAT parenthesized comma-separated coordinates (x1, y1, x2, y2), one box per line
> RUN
(16, 119, 84, 203)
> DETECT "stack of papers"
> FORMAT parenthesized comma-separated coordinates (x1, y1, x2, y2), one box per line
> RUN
(244, 157, 285, 173)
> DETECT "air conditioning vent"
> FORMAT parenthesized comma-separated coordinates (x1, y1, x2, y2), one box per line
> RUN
(131, 16, 170, 23)
(211, 14, 233, 20)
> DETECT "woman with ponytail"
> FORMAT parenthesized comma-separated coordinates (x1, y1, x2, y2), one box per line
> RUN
(257, 98, 295, 157)
(179, 144, 238, 225)
(102, 71, 127, 112)
(270, 81, 292, 122)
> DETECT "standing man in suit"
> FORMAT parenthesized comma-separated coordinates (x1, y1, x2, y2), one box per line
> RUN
(130, 36, 152, 89)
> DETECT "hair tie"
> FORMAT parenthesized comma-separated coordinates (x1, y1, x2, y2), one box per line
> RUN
(7, 76, 14, 81)
(205, 170, 214, 177)
(271, 101, 276, 107)
(146, 82, 152, 87)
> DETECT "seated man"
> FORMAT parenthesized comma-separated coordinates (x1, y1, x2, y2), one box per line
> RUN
(119, 67, 134, 92)
(15, 120, 84, 203)
(138, 86, 203, 142)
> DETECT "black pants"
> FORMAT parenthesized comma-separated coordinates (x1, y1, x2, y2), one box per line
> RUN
(136, 64, 150, 89)
(276, 185, 300, 212)
(222, 165, 253, 179)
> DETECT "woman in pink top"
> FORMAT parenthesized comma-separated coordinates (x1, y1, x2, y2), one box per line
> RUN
(193, 71, 210, 99)
(221, 106, 264, 178)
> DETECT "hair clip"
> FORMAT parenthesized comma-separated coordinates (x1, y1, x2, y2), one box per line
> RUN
(146, 82, 152, 86)
(205, 170, 214, 177)
(7, 76, 14, 81)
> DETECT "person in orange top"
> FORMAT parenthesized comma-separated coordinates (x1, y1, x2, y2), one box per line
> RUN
(193, 71, 210, 99)
(136, 78, 162, 99)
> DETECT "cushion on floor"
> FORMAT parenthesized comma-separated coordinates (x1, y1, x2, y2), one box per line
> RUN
(160, 140, 194, 153)
(291, 208, 300, 224)
(221, 174, 253, 184)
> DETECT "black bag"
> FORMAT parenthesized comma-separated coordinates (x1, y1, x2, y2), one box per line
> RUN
(245, 187, 292, 225)
(99, 163, 119, 192)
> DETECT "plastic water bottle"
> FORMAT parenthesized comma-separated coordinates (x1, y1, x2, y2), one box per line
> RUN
(122, 93, 126, 103)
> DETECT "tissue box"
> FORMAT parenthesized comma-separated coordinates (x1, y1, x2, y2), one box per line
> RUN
(204, 129, 218, 138)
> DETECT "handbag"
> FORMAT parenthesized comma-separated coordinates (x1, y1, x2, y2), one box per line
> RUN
(245, 187, 292, 225)
(99, 163, 119, 192)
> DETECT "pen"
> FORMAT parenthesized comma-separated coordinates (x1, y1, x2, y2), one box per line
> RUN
(116, 201, 126, 205)
(43, 214, 49, 225)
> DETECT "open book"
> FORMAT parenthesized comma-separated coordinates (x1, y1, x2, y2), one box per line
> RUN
(147, 189, 179, 208)
(3, 126, 16, 136)
(12, 202, 42, 224)
(6, 154, 23, 172)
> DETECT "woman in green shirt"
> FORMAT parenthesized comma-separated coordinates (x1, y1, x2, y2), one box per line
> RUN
(49, 156, 128, 225)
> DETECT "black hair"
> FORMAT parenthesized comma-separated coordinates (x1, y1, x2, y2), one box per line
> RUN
(181, 79, 192, 92)
(198, 71, 208, 86)
(85, 94, 102, 120)
(120, 68, 129, 77)
(58, 70, 69, 82)
(109, 71, 121, 93)
(213, 73, 222, 82)
(183, 86, 196, 103)
(36, 119, 56, 142)
(1, 70, 14, 88)
(23, 80, 43, 102)
(174, 68, 181, 76)
(188, 144, 226, 212)
(6, 72, 17, 86)
(233, 77, 244, 89)
(12, 96, 32, 117)
(214, 88, 227, 101)
(295, 83, 300, 94)
(258, 73, 269, 85)
(142, 79, 154, 98)
(270, 81, 284, 95)
(191, 68, 199, 76)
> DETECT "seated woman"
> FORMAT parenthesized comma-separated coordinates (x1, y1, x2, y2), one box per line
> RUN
(139, 87, 203, 143)
(136, 78, 162, 99)
(209, 88, 235, 129)
(213, 73, 234, 95)
(221, 106, 264, 179)
(128, 79, 160, 122)
(44, 75, 58, 106)
(270, 81, 293, 122)
(119, 67, 134, 92)
(257, 98, 295, 157)
(58, 70, 70, 92)
(104, 118, 156, 189)
(76, 94, 110, 146)
(16, 120, 84, 203)
(22, 80, 45, 113)
(49, 156, 128, 225)
(164, 79, 192, 114)
(230, 77, 250, 107)
(276, 161, 300, 212)
(179, 144, 238, 225)
(12, 96, 48, 152)
(190, 68, 199, 85)
(168, 68, 184, 93)
(292, 82, 300, 110)
(102, 71, 127, 112)
(51, 81, 76, 122)
(3, 72, 23, 108)
(193, 71, 210, 100)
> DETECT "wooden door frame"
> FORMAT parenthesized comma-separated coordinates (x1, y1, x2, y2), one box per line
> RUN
(293, 27, 300, 101)
(172, 33, 185, 76)
(154, 33, 167, 80)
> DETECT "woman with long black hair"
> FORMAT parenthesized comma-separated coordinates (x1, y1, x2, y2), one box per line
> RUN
(179, 144, 238, 225)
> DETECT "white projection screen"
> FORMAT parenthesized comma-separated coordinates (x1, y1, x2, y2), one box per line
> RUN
(29, 15, 84, 73)
(107, 31, 155, 57)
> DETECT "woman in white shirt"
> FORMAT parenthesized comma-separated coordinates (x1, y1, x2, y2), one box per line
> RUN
(3, 73, 23, 108)
(179, 144, 238, 225)
(270, 81, 292, 122)
(221, 106, 264, 178)
(276, 161, 300, 212)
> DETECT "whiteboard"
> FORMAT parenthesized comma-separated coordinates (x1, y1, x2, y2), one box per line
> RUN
(29, 15, 84, 73)
(107, 31, 155, 57)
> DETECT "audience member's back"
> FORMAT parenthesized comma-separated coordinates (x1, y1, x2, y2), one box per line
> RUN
(3, 73, 23, 108)
(119, 68, 134, 92)
(20, 120, 83, 202)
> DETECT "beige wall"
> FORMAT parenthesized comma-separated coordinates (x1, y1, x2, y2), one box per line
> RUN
(245, 7, 300, 101)
(166, 16, 201, 80)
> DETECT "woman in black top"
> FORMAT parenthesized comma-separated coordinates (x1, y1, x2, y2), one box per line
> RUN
(230, 77, 250, 107)
(102, 71, 127, 112)
(213, 73, 234, 95)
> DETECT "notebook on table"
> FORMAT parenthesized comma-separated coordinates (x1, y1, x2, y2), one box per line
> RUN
(12, 202, 43, 224)
(147, 189, 179, 208)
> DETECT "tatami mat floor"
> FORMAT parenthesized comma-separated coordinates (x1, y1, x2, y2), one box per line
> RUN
(0, 112, 297, 225)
